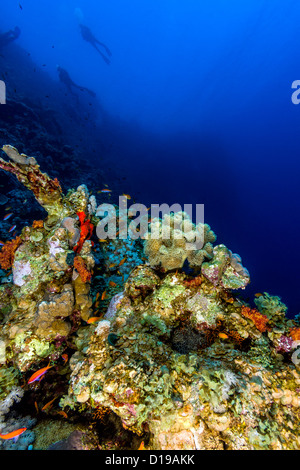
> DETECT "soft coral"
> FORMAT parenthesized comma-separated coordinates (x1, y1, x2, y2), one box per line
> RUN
(73, 211, 94, 254)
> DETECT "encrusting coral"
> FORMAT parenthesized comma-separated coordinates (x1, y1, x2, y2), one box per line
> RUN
(0, 144, 300, 450)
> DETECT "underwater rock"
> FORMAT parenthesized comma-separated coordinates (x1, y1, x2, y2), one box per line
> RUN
(47, 429, 97, 450)
(64, 262, 300, 450)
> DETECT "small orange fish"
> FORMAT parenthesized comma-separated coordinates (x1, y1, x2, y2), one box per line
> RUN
(98, 189, 112, 193)
(99, 239, 108, 243)
(119, 257, 127, 266)
(28, 365, 52, 384)
(41, 396, 57, 412)
(56, 410, 68, 419)
(109, 263, 117, 269)
(34, 401, 39, 414)
(96, 292, 100, 300)
(138, 441, 145, 450)
(87, 317, 101, 324)
(101, 291, 107, 300)
(0, 428, 27, 440)
(109, 281, 117, 287)
(219, 332, 228, 339)
(255, 293, 263, 298)
(122, 194, 131, 200)
(62, 353, 68, 363)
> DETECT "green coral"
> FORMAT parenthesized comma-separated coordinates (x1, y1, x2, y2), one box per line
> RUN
(254, 292, 288, 327)
(0, 366, 20, 400)
(9, 332, 54, 371)
(156, 277, 185, 308)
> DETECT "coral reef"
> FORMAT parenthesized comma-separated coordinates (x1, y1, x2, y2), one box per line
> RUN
(65, 263, 300, 450)
(0, 146, 299, 451)
(0, 146, 95, 371)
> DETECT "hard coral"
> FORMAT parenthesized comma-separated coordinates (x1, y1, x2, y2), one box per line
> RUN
(240, 305, 269, 332)
(73, 256, 92, 283)
(0, 236, 22, 270)
(144, 211, 216, 271)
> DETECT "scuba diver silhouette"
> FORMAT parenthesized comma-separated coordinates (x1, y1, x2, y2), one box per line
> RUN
(0, 27, 21, 48)
(79, 24, 112, 65)
(57, 66, 96, 98)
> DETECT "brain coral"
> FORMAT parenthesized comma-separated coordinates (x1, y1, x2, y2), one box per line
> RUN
(144, 211, 216, 271)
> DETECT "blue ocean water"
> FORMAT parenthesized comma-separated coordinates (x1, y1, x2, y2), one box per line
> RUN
(0, 0, 299, 316)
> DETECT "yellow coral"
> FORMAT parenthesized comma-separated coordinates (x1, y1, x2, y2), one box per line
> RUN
(144, 211, 216, 271)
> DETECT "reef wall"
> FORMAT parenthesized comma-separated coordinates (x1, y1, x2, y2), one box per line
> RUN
(0, 146, 299, 450)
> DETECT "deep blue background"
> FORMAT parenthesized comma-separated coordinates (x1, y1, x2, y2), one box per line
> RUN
(1, 0, 300, 316)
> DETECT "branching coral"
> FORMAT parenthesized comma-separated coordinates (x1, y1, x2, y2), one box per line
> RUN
(144, 211, 216, 271)
(73, 256, 92, 283)
(0, 236, 22, 270)
(240, 305, 269, 333)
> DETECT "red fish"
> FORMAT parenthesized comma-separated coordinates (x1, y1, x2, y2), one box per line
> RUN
(28, 365, 52, 384)
(56, 410, 68, 419)
(61, 354, 68, 364)
(0, 428, 27, 440)
(41, 396, 57, 412)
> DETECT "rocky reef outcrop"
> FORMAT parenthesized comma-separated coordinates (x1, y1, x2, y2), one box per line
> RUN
(0, 146, 299, 450)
